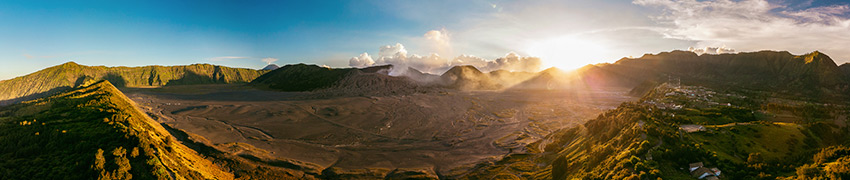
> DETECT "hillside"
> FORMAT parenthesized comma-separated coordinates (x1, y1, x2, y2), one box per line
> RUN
(399, 67, 441, 84)
(512, 64, 640, 91)
(0, 62, 268, 105)
(0, 81, 233, 179)
(603, 51, 847, 96)
(440, 65, 501, 90)
(487, 69, 537, 88)
(250, 63, 396, 92)
(513, 51, 850, 99)
(840, 63, 850, 80)
(511, 67, 568, 90)
(463, 83, 850, 179)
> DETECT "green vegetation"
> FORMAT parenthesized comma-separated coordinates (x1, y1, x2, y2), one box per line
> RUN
(591, 51, 850, 100)
(463, 83, 850, 179)
(0, 62, 268, 104)
(0, 81, 232, 180)
(790, 145, 850, 179)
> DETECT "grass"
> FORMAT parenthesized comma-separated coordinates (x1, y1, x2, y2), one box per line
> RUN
(689, 122, 807, 163)
(0, 81, 233, 180)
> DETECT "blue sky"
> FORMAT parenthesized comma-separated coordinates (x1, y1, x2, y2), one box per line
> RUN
(1, 0, 849, 80)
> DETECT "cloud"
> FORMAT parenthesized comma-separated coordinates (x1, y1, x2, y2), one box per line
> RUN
(424, 29, 450, 45)
(210, 56, 250, 61)
(688, 46, 736, 55)
(261, 57, 279, 65)
(349, 43, 542, 75)
(634, 0, 850, 62)
(379, 43, 408, 57)
(349, 52, 375, 67)
(424, 28, 454, 57)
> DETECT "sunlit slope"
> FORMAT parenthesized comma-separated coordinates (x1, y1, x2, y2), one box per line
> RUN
(0, 81, 233, 179)
(0, 62, 268, 104)
(463, 84, 850, 179)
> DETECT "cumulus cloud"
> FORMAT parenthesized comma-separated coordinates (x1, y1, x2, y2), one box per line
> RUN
(688, 46, 736, 55)
(634, 0, 850, 62)
(349, 52, 375, 67)
(424, 29, 453, 56)
(348, 43, 542, 75)
(379, 43, 408, 57)
(261, 57, 278, 65)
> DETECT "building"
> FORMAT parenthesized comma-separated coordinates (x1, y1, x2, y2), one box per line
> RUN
(688, 162, 721, 179)
(692, 167, 714, 179)
(689, 162, 704, 172)
(710, 168, 721, 176)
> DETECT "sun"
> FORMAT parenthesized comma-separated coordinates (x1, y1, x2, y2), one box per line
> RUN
(526, 35, 607, 70)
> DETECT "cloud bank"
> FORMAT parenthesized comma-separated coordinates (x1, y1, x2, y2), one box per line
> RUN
(349, 29, 542, 75)
(349, 42, 542, 75)
(634, 0, 850, 62)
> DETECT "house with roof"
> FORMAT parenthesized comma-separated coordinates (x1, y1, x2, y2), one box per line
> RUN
(689, 162, 704, 171)
(688, 162, 721, 179)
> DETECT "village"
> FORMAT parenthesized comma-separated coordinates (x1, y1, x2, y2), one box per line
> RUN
(641, 82, 745, 111)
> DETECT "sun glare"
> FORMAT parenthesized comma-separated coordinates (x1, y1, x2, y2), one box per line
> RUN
(527, 35, 607, 71)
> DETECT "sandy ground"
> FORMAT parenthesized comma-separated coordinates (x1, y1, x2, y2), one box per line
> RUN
(122, 84, 634, 176)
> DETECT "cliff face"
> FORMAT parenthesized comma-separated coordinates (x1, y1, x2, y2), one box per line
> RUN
(0, 62, 268, 104)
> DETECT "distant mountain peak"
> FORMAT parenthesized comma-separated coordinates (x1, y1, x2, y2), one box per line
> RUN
(444, 65, 484, 75)
(801, 51, 835, 65)
(262, 64, 280, 70)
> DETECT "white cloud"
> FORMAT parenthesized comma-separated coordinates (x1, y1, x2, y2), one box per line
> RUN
(349, 43, 542, 75)
(634, 0, 850, 62)
(424, 29, 453, 56)
(688, 46, 736, 55)
(349, 52, 375, 67)
(378, 43, 408, 57)
(261, 57, 278, 64)
(210, 56, 250, 61)
(425, 29, 450, 45)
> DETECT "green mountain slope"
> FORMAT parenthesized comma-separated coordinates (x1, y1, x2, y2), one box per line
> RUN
(0, 81, 233, 179)
(0, 62, 268, 104)
(840, 63, 850, 80)
(463, 83, 850, 179)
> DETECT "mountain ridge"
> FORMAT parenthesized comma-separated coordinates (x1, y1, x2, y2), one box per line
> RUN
(0, 62, 268, 105)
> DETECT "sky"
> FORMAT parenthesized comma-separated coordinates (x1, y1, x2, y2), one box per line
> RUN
(1, 0, 849, 80)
